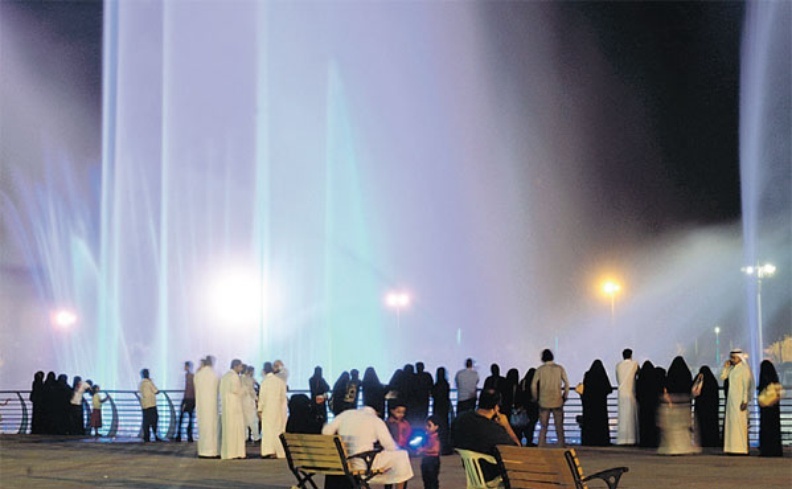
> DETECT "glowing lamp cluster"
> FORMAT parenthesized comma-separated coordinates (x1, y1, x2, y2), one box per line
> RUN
(385, 291, 411, 309)
(741, 263, 776, 279)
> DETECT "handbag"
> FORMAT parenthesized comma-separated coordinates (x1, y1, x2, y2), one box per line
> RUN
(757, 383, 784, 407)
(509, 407, 529, 428)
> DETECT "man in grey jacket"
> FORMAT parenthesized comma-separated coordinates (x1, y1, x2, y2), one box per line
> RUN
(530, 349, 569, 447)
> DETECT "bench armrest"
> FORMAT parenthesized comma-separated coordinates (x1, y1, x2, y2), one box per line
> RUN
(582, 467, 629, 489)
(347, 447, 384, 474)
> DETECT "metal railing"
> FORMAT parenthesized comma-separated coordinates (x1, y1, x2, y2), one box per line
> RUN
(2, 388, 790, 446)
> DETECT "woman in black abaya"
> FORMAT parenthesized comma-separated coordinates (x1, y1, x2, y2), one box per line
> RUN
(580, 359, 613, 446)
(330, 371, 350, 416)
(362, 367, 387, 417)
(635, 360, 659, 448)
(692, 366, 720, 448)
(431, 366, 453, 454)
(757, 360, 783, 457)
(30, 371, 45, 434)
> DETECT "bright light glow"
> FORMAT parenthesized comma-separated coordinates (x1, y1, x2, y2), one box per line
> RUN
(714, 326, 720, 334)
(385, 291, 410, 308)
(52, 309, 78, 329)
(742, 263, 777, 278)
(601, 281, 621, 296)
(208, 269, 266, 326)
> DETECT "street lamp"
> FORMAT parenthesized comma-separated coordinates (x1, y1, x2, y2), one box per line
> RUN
(601, 281, 621, 326)
(741, 263, 776, 363)
(385, 291, 410, 329)
(714, 326, 721, 365)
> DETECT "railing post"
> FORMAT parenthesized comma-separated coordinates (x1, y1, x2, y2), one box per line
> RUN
(15, 392, 28, 435)
(107, 393, 119, 438)
(161, 391, 177, 439)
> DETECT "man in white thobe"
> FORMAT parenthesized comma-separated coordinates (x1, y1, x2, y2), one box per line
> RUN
(194, 356, 220, 458)
(220, 359, 247, 460)
(720, 349, 753, 454)
(273, 359, 289, 387)
(241, 366, 260, 442)
(322, 402, 413, 489)
(258, 366, 287, 458)
(616, 348, 639, 445)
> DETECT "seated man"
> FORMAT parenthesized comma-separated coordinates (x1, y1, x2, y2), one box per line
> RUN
(322, 399, 413, 489)
(452, 389, 519, 482)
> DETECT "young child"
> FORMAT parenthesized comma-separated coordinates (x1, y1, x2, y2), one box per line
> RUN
(386, 400, 412, 449)
(90, 385, 108, 437)
(418, 416, 441, 489)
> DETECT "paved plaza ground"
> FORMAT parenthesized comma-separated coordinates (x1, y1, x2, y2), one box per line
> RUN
(0, 435, 790, 488)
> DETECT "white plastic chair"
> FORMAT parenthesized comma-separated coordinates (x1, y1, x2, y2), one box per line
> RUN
(456, 449, 505, 489)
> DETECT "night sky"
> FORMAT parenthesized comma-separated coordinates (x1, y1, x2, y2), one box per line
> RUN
(3, 0, 744, 231)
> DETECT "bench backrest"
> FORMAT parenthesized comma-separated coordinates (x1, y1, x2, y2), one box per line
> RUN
(495, 445, 586, 489)
(280, 432, 351, 476)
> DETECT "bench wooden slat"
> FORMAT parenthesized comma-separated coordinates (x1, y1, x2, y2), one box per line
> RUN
(281, 433, 383, 489)
(495, 445, 628, 489)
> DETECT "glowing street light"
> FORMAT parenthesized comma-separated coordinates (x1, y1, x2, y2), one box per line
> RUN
(385, 291, 410, 329)
(601, 281, 621, 326)
(741, 263, 776, 364)
(51, 309, 78, 330)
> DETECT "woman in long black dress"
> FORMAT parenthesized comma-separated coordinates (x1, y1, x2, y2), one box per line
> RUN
(308, 366, 330, 424)
(501, 368, 519, 418)
(431, 367, 453, 455)
(580, 359, 613, 446)
(758, 360, 783, 457)
(658, 356, 698, 455)
(692, 366, 720, 448)
(636, 360, 659, 448)
(518, 368, 539, 446)
(30, 371, 45, 434)
(330, 371, 350, 416)
(362, 367, 386, 417)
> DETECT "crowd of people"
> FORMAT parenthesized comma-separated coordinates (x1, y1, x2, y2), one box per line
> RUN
(25, 347, 785, 487)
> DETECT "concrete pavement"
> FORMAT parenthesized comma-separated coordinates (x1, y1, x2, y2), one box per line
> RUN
(0, 435, 790, 488)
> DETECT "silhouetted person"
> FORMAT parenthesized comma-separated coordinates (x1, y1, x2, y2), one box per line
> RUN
(55, 374, 72, 435)
(70, 376, 90, 435)
(454, 358, 479, 414)
(516, 368, 539, 446)
(30, 371, 45, 434)
(757, 360, 782, 457)
(362, 367, 387, 418)
(483, 363, 505, 403)
(308, 366, 330, 424)
(343, 369, 362, 412)
(331, 371, 350, 416)
(580, 359, 612, 446)
(175, 361, 195, 442)
(636, 360, 659, 448)
(501, 368, 519, 418)
(412, 362, 433, 426)
(286, 393, 322, 434)
(692, 365, 720, 448)
(431, 366, 452, 454)
(42, 372, 57, 434)
(658, 357, 698, 455)
(531, 349, 569, 447)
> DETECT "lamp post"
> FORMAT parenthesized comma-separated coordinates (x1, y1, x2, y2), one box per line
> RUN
(741, 263, 776, 364)
(385, 291, 410, 329)
(602, 281, 621, 327)
(714, 326, 721, 365)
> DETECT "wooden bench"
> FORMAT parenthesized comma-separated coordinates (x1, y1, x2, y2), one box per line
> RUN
(280, 432, 383, 489)
(494, 445, 629, 489)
